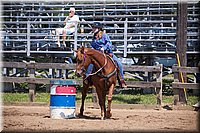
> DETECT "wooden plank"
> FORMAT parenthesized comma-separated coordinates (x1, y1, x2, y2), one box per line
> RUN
(2, 76, 161, 88)
(31, 63, 75, 69)
(26, 78, 52, 84)
(3, 62, 26, 68)
(2, 77, 83, 85)
(2, 62, 163, 72)
(125, 81, 161, 88)
(49, 79, 81, 85)
(172, 66, 200, 73)
(172, 82, 200, 89)
(2, 62, 76, 70)
(123, 65, 162, 72)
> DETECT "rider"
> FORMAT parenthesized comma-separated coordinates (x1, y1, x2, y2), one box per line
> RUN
(85, 22, 127, 88)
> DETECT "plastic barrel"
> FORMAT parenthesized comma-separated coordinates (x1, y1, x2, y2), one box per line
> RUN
(50, 80, 76, 119)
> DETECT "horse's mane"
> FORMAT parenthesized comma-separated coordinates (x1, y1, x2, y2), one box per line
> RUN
(84, 48, 104, 57)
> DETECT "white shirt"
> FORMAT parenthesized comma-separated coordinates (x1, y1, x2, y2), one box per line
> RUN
(64, 15, 80, 33)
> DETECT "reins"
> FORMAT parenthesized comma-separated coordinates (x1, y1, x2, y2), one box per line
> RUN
(88, 53, 108, 76)
(83, 52, 108, 81)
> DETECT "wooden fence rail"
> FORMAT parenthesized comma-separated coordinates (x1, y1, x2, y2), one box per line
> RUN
(172, 65, 200, 105)
(1, 61, 162, 105)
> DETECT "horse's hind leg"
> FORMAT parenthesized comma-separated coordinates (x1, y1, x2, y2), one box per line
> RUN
(106, 84, 115, 118)
(79, 83, 89, 116)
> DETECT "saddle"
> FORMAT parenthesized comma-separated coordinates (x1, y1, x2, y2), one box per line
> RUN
(103, 54, 125, 88)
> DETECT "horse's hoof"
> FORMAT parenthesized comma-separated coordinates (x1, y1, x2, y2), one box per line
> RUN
(106, 112, 112, 118)
(77, 113, 84, 118)
(101, 117, 106, 120)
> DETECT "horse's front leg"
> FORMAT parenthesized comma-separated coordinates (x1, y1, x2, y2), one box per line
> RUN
(96, 86, 106, 120)
(79, 83, 89, 116)
(106, 84, 115, 118)
(102, 93, 106, 120)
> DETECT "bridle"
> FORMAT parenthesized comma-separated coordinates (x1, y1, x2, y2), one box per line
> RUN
(79, 51, 87, 73)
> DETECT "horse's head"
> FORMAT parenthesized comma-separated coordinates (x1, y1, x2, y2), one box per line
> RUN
(74, 47, 91, 77)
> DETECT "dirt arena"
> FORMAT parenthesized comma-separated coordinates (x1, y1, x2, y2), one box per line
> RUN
(2, 103, 199, 132)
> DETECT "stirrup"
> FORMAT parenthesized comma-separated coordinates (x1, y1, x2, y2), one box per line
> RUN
(120, 80, 127, 88)
(83, 79, 88, 85)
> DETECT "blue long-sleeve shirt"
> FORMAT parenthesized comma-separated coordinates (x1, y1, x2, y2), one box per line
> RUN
(91, 33, 113, 54)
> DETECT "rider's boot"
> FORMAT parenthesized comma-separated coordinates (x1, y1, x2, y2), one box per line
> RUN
(117, 73, 127, 88)
(120, 79, 127, 88)
(83, 75, 91, 85)
(83, 75, 88, 85)
(84, 79, 88, 85)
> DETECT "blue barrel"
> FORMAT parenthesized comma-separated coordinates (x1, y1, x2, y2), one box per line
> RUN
(50, 80, 76, 119)
(50, 95, 76, 107)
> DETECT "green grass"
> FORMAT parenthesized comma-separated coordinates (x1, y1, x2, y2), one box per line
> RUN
(3, 93, 50, 103)
(3, 93, 29, 102)
(3, 92, 199, 106)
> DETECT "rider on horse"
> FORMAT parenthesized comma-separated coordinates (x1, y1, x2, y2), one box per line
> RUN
(86, 22, 127, 88)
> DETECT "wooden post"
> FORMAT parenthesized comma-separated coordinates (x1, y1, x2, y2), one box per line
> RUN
(173, 65, 180, 105)
(92, 87, 99, 109)
(147, 56, 154, 94)
(28, 61, 36, 102)
(156, 64, 162, 106)
(176, 1, 188, 104)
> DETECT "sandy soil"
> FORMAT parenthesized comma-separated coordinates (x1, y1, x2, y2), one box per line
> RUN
(2, 103, 199, 132)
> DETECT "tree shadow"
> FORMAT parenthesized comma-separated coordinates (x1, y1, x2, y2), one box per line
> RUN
(76, 114, 119, 120)
(43, 114, 101, 120)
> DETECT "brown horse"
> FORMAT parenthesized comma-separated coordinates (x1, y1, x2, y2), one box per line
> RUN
(75, 46, 117, 120)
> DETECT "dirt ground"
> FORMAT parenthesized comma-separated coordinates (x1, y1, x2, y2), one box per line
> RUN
(2, 103, 199, 132)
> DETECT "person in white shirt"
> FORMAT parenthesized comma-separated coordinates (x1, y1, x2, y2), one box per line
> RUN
(56, 7, 80, 47)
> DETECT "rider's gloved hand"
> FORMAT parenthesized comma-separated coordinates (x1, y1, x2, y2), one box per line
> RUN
(109, 53, 113, 57)
(100, 47, 104, 53)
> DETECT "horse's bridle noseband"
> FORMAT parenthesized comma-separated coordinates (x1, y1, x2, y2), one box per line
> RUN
(80, 51, 87, 73)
